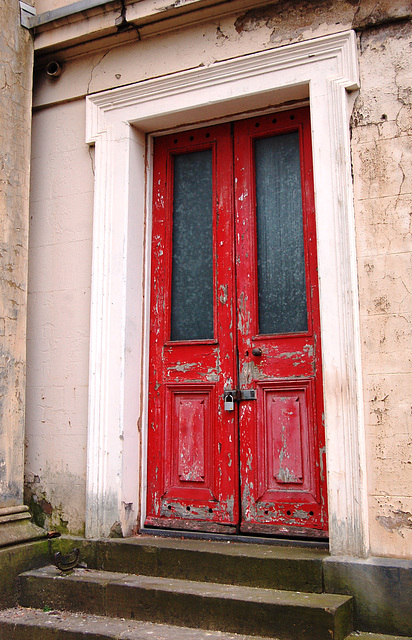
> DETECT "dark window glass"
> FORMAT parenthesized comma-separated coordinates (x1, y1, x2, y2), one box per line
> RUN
(171, 150, 214, 341)
(255, 132, 308, 335)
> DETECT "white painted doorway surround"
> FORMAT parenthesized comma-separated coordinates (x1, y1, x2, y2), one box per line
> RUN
(85, 29, 369, 557)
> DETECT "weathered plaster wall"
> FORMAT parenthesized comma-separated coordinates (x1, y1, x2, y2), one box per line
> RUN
(25, 99, 93, 534)
(351, 20, 412, 557)
(26, 0, 412, 555)
(0, 0, 33, 508)
(33, 0, 360, 107)
(35, 0, 77, 11)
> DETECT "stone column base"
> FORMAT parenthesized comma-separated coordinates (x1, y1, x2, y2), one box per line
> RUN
(0, 505, 46, 547)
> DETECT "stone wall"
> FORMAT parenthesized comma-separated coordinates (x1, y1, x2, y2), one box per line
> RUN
(0, 0, 33, 508)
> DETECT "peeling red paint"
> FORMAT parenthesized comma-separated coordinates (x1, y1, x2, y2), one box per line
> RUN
(146, 110, 327, 537)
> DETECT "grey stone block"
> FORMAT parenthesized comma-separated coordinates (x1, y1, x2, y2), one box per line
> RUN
(323, 555, 412, 636)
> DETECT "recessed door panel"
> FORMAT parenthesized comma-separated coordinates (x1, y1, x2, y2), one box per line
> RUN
(270, 390, 305, 486)
(172, 387, 211, 484)
(145, 108, 328, 538)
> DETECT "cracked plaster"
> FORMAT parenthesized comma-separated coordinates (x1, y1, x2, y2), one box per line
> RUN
(351, 19, 412, 556)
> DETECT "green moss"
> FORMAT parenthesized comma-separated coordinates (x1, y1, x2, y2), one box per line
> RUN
(29, 497, 46, 529)
(56, 511, 69, 535)
(0, 540, 50, 608)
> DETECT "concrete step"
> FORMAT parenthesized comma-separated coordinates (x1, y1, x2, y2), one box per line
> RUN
(53, 535, 326, 593)
(18, 565, 353, 640)
(0, 607, 272, 640)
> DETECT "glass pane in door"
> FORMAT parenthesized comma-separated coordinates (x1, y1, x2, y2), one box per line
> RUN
(171, 149, 214, 341)
(255, 132, 308, 335)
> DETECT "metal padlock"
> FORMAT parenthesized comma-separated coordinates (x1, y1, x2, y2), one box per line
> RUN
(224, 392, 235, 411)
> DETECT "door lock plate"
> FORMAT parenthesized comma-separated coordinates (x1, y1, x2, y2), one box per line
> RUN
(223, 388, 256, 410)
(240, 389, 257, 401)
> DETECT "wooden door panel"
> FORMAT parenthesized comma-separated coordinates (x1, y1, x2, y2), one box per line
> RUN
(145, 124, 239, 532)
(234, 109, 328, 537)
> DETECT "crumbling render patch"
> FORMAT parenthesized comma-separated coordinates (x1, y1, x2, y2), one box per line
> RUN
(109, 521, 123, 538)
(216, 24, 229, 45)
(24, 469, 84, 535)
(234, 0, 343, 33)
(234, 0, 360, 42)
(377, 509, 412, 535)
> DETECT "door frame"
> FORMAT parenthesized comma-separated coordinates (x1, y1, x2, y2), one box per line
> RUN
(85, 30, 370, 556)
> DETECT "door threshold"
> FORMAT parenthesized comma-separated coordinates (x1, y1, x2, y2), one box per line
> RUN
(140, 526, 329, 550)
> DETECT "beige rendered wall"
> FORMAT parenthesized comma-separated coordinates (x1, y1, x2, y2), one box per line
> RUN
(26, 0, 412, 555)
(25, 100, 93, 534)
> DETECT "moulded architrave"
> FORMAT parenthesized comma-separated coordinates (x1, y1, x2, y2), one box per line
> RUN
(85, 30, 369, 556)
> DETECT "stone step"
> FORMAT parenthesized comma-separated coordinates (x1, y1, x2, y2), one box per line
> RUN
(54, 535, 326, 593)
(0, 607, 272, 640)
(347, 635, 408, 640)
(18, 565, 353, 640)
(1, 611, 407, 640)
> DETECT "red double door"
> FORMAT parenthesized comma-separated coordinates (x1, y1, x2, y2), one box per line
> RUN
(145, 108, 328, 538)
